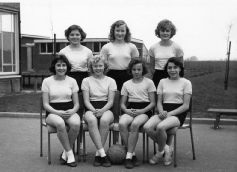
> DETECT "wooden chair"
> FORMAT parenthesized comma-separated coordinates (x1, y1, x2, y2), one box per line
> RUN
(153, 97, 196, 167)
(109, 91, 150, 163)
(79, 91, 120, 162)
(40, 95, 81, 164)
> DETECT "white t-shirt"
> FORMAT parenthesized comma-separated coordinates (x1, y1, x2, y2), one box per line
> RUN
(59, 45, 93, 72)
(42, 76, 79, 103)
(157, 78, 192, 104)
(121, 77, 156, 102)
(100, 42, 139, 70)
(81, 76, 117, 101)
(149, 42, 184, 70)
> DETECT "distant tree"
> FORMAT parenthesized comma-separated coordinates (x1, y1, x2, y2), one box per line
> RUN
(185, 56, 198, 61)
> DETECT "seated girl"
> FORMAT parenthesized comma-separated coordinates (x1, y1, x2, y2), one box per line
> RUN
(143, 57, 192, 166)
(81, 55, 117, 167)
(42, 55, 80, 167)
(119, 57, 156, 169)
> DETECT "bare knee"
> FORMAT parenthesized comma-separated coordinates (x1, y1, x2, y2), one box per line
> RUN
(130, 121, 140, 132)
(119, 119, 129, 131)
(55, 120, 66, 131)
(143, 123, 153, 133)
(156, 124, 166, 133)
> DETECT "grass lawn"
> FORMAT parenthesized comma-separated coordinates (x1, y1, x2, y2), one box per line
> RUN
(0, 69, 236, 119)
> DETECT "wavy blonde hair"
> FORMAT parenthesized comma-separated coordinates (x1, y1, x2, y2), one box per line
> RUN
(88, 55, 109, 74)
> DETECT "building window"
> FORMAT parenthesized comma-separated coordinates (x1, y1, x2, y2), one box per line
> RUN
(40, 42, 61, 54)
(93, 42, 100, 52)
(0, 10, 19, 75)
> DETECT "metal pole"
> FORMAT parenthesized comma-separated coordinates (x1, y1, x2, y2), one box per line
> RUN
(224, 41, 231, 90)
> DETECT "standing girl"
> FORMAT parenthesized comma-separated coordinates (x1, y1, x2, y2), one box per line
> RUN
(100, 20, 139, 91)
(42, 55, 80, 167)
(119, 58, 156, 169)
(144, 57, 192, 166)
(59, 24, 93, 91)
(81, 55, 117, 167)
(149, 19, 184, 88)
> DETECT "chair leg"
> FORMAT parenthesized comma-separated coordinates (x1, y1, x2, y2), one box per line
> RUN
(153, 141, 156, 154)
(77, 130, 81, 162)
(48, 133, 51, 164)
(174, 134, 177, 167)
(146, 134, 149, 162)
(109, 130, 112, 147)
(190, 127, 196, 160)
(40, 125, 43, 157)
(142, 132, 145, 163)
(83, 130, 86, 162)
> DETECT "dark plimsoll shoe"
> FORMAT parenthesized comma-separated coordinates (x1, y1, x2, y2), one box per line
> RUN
(125, 158, 133, 169)
(101, 156, 111, 167)
(67, 161, 77, 167)
(59, 152, 67, 165)
(93, 156, 102, 167)
(132, 155, 140, 166)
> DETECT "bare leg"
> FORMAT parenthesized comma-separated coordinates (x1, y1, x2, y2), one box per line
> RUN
(156, 116, 180, 152)
(66, 113, 80, 148)
(99, 110, 114, 147)
(46, 114, 71, 152)
(119, 114, 134, 148)
(143, 115, 162, 143)
(84, 111, 103, 150)
(127, 114, 148, 153)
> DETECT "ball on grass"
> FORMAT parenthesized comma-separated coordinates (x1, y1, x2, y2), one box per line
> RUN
(107, 144, 126, 164)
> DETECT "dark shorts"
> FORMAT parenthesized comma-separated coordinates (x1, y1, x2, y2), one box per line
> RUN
(85, 101, 110, 112)
(162, 103, 187, 126)
(46, 101, 74, 118)
(68, 71, 88, 92)
(107, 70, 132, 91)
(152, 69, 169, 88)
(127, 102, 152, 118)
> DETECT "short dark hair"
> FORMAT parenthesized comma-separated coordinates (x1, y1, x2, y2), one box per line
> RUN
(155, 19, 176, 38)
(109, 20, 131, 43)
(127, 57, 148, 76)
(49, 55, 72, 75)
(164, 57, 184, 77)
(65, 24, 87, 41)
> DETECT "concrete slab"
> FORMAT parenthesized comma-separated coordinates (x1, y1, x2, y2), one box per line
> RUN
(0, 117, 236, 172)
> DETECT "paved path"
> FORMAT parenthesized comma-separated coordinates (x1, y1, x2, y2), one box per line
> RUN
(0, 117, 236, 172)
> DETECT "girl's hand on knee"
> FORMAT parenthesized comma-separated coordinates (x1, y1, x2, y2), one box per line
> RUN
(158, 111, 167, 120)
(94, 109, 104, 117)
(126, 109, 136, 117)
(57, 110, 70, 119)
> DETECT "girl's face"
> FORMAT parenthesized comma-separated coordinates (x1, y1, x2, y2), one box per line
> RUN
(159, 28, 171, 40)
(69, 29, 81, 45)
(92, 60, 105, 76)
(132, 63, 143, 79)
(114, 24, 126, 41)
(167, 62, 181, 80)
(55, 60, 67, 76)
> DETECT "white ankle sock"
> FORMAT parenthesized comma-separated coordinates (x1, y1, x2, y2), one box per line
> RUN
(62, 150, 67, 160)
(98, 148, 106, 157)
(164, 145, 169, 152)
(95, 150, 100, 156)
(132, 152, 136, 156)
(66, 150, 75, 163)
(156, 150, 164, 157)
(126, 152, 133, 159)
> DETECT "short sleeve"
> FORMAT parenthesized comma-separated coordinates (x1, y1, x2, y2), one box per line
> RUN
(148, 46, 154, 58)
(131, 43, 139, 58)
(121, 83, 128, 96)
(41, 79, 49, 93)
(184, 80, 192, 95)
(81, 78, 89, 91)
(174, 43, 184, 57)
(147, 79, 156, 92)
(156, 79, 164, 94)
(71, 79, 79, 93)
(109, 78, 117, 91)
(100, 44, 108, 59)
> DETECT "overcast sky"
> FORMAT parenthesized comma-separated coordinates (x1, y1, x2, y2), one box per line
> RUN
(2, 0, 237, 60)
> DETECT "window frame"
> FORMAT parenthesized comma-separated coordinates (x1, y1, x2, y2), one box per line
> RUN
(0, 8, 20, 75)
